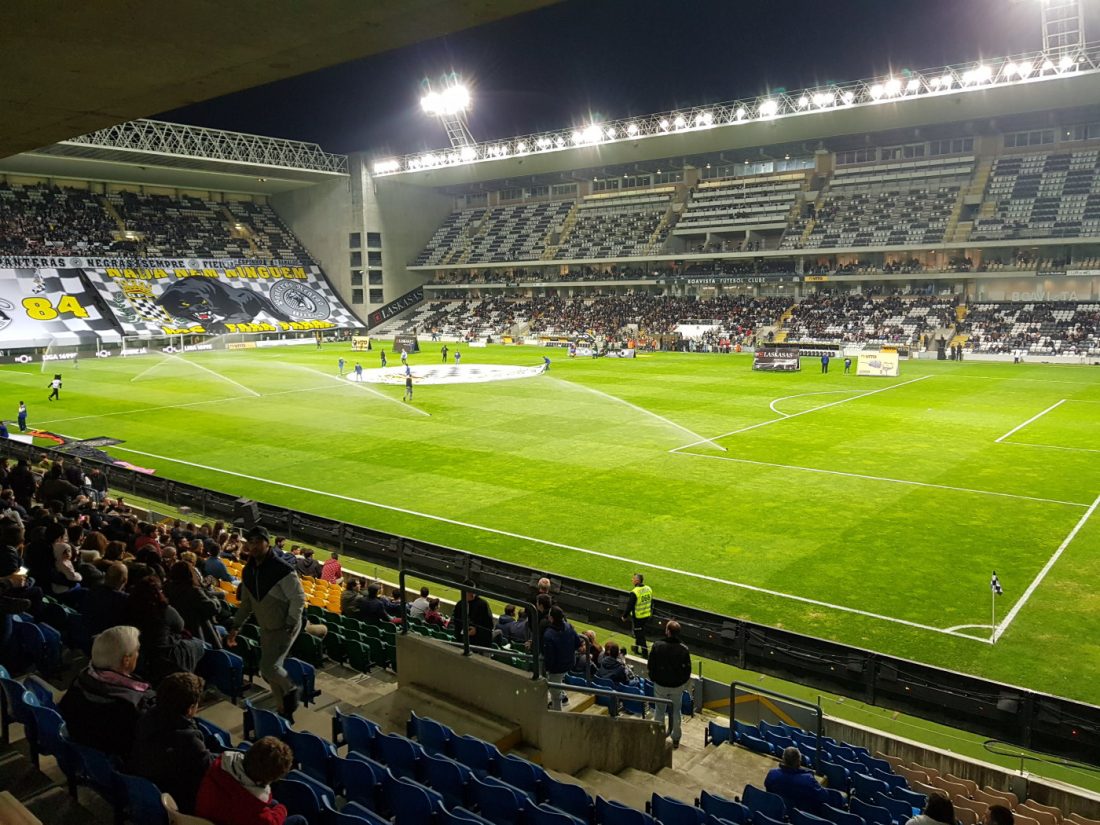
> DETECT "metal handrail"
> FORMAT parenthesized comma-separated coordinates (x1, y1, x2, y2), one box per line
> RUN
(398, 568, 541, 679)
(548, 681, 675, 735)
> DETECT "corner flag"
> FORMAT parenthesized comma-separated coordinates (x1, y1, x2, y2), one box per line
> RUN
(991, 572, 1003, 595)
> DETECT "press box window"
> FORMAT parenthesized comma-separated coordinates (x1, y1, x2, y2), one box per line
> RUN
(351, 288, 364, 304)
(369, 289, 384, 303)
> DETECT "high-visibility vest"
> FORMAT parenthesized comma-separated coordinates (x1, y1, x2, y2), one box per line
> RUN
(632, 585, 653, 619)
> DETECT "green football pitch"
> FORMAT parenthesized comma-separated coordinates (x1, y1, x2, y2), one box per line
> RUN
(5, 344, 1099, 704)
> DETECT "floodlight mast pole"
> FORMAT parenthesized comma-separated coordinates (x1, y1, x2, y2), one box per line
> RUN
(1040, 0, 1085, 54)
(420, 73, 476, 150)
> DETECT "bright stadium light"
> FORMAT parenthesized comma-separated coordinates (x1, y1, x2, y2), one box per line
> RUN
(870, 83, 885, 100)
(734, 107, 746, 120)
(605, 126, 617, 138)
(758, 99, 779, 118)
(373, 159, 400, 174)
(659, 118, 670, 130)
(1060, 54, 1076, 71)
(1017, 60, 1034, 77)
(516, 141, 528, 153)
(673, 115, 687, 128)
(582, 123, 603, 142)
(626, 123, 639, 135)
(842, 90, 855, 104)
(812, 92, 833, 107)
(884, 77, 902, 96)
(797, 95, 809, 108)
(420, 83, 470, 115)
(906, 78, 921, 93)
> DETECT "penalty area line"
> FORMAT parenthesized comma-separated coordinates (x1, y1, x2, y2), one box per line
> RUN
(994, 399, 1065, 444)
(674, 374, 933, 452)
(548, 377, 724, 451)
(992, 491, 1100, 643)
(106, 444, 987, 643)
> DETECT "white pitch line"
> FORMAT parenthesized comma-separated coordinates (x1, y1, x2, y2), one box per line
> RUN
(101, 444, 988, 643)
(1000, 441, 1100, 455)
(674, 375, 932, 451)
(296, 365, 431, 418)
(992, 492, 1100, 643)
(674, 450, 1090, 508)
(994, 399, 1066, 444)
(944, 623, 995, 633)
(549, 377, 725, 451)
(769, 390, 860, 418)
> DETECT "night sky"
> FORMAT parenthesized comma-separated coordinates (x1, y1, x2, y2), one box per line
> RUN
(159, 0, 1075, 158)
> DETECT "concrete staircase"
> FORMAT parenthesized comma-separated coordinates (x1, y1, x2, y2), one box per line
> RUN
(543, 202, 579, 260)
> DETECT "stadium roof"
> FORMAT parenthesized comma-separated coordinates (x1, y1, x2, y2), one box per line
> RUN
(0, 0, 558, 162)
(375, 43, 1100, 187)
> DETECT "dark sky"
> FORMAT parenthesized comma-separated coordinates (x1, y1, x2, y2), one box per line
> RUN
(159, 0, 1059, 158)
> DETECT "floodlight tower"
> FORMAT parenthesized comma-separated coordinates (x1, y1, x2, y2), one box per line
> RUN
(1039, 0, 1085, 52)
(420, 73, 475, 150)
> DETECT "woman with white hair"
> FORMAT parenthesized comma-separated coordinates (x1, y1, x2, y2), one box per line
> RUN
(58, 625, 155, 757)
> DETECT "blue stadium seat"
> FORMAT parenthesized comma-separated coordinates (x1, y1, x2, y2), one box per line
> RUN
(335, 755, 385, 811)
(273, 777, 323, 821)
(852, 797, 894, 825)
(196, 716, 234, 752)
(242, 699, 289, 742)
(793, 809, 835, 825)
(595, 796, 656, 825)
(873, 792, 917, 824)
(822, 788, 847, 810)
(27, 703, 68, 765)
(67, 740, 121, 808)
(116, 771, 170, 825)
(741, 785, 786, 823)
(650, 793, 706, 825)
(836, 755, 867, 776)
(821, 803, 865, 825)
(497, 753, 545, 798)
(851, 773, 890, 802)
(544, 776, 594, 823)
(422, 750, 474, 810)
(886, 788, 926, 810)
(409, 712, 454, 756)
(453, 734, 500, 778)
(284, 657, 320, 706)
(819, 760, 851, 794)
(733, 720, 760, 741)
(376, 732, 423, 780)
(705, 721, 731, 746)
(871, 770, 908, 791)
(340, 801, 395, 825)
(442, 807, 497, 825)
(391, 775, 445, 825)
(753, 812, 786, 825)
(529, 803, 587, 825)
(739, 733, 775, 757)
(333, 707, 381, 757)
(15, 620, 62, 675)
(698, 790, 748, 825)
(198, 649, 244, 704)
(286, 728, 337, 785)
(858, 754, 894, 775)
(471, 774, 529, 825)
(0, 677, 37, 753)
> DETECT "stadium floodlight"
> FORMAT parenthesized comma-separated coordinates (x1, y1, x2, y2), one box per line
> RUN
(673, 114, 687, 128)
(734, 107, 746, 120)
(812, 92, 833, 107)
(373, 159, 400, 174)
(1043, 58, 1056, 71)
(797, 95, 809, 108)
(1017, 60, 1034, 77)
(626, 123, 639, 135)
(515, 141, 528, 153)
(420, 73, 475, 150)
(605, 126, 616, 138)
(870, 83, 885, 100)
(659, 118, 670, 130)
(758, 99, 779, 118)
(459, 146, 477, 161)
(536, 136, 551, 148)
(1059, 54, 1076, 70)
(884, 77, 902, 96)
(939, 73, 953, 87)
(582, 123, 603, 143)
(842, 90, 855, 104)
(555, 136, 565, 147)
(906, 78, 921, 93)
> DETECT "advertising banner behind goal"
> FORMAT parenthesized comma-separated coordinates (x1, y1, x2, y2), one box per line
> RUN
(857, 348, 900, 377)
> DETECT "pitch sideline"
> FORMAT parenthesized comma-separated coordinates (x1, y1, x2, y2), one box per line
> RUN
(104, 443, 991, 644)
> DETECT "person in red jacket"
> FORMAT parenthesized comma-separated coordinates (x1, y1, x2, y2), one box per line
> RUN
(194, 736, 305, 825)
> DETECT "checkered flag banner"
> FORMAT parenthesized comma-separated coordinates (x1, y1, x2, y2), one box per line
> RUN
(991, 572, 1003, 596)
(0, 268, 121, 349)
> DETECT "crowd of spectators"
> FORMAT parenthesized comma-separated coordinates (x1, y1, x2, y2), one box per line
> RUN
(784, 294, 957, 345)
(0, 181, 314, 262)
(962, 301, 1100, 355)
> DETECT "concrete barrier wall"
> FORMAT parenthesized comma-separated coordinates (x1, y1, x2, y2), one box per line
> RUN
(396, 634, 669, 773)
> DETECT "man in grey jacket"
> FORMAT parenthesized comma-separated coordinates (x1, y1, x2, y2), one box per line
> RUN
(226, 526, 305, 721)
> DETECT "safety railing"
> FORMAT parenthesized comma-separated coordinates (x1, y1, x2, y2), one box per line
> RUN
(397, 568, 540, 679)
(731, 681, 823, 756)
(547, 681, 675, 735)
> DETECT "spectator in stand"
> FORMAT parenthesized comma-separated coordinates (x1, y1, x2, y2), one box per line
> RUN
(80, 560, 129, 635)
(320, 551, 342, 583)
(452, 584, 493, 649)
(409, 586, 431, 619)
(424, 597, 448, 627)
(341, 578, 363, 616)
(542, 605, 580, 710)
(984, 807, 1014, 825)
(357, 583, 391, 623)
(8, 459, 37, 510)
(129, 671, 214, 814)
(58, 625, 155, 757)
(496, 603, 527, 645)
(38, 463, 78, 507)
(905, 796, 956, 825)
(195, 736, 306, 825)
(765, 746, 828, 814)
(647, 620, 692, 749)
(126, 574, 206, 683)
(165, 560, 225, 648)
(295, 548, 322, 579)
(203, 544, 237, 584)
(596, 641, 634, 685)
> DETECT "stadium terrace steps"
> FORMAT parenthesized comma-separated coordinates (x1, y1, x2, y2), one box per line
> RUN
(577, 766, 657, 809)
(358, 682, 526, 752)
